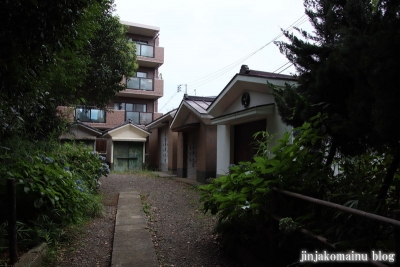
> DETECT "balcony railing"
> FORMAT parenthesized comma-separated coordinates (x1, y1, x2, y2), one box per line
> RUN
(135, 43, 154, 58)
(126, 111, 153, 125)
(75, 107, 106, 123)
(126, 77, 153, 91)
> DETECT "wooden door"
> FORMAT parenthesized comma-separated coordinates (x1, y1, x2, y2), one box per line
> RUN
(234, 119, 267, 164)
(160, 128, 168, 172)
(113, 142, 143, 172)
(186, 132, 197, 179)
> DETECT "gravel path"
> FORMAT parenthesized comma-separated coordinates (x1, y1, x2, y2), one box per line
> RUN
(54, 173, 235, 267)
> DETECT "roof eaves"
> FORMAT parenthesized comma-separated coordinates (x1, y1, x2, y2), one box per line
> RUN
(146, 109, 177, 129)
(207, 74, 240, 112)
(211, 103, 275, 121)
(73, 121, 103, 134)
(103, 120, 150, 136)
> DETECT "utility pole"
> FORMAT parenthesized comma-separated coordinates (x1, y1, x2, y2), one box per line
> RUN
(177, 84, 187, 94)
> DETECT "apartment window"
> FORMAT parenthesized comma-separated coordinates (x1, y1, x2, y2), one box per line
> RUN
(136, 72, 147, 78)
(126, 75, 153, 91)
(113, 102, 151, 124)
(75, 107, 106, 123)
(114, 103, 146, 112)
(131, 39, 148, 45)
(114, 103, 125, 110)
(131, 39, 154, 58)
(126, 103, 146, 112)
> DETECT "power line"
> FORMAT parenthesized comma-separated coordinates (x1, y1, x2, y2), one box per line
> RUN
(161, 14, 310, 110)
(187, 31, 287, 87)
(185, 14, 308, 91)
(159, 91, 179, 112)
(273, 61, 292, 73)
(278, 63, 293, 74)
(270, 17, 310, 74)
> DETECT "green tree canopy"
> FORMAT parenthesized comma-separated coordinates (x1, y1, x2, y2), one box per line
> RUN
(0, 0, 137, 140)
(274, 0, 400, 199)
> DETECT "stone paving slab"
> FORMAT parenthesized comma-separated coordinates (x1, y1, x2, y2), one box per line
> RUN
(117, 191, 141, 205)
(153, 171, 177, 178)
(111, 191, 158, 267)
(152, 171, 203, 186)
(173, 177, 202, 186)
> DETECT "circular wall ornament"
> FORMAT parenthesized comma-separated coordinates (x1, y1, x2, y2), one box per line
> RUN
(241, 92, 250, 108)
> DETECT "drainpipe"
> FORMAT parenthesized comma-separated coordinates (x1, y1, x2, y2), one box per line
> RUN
(153, 33, 160, 43)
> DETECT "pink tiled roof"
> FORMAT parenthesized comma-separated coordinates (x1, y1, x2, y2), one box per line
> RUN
(183, 95, 215, 114)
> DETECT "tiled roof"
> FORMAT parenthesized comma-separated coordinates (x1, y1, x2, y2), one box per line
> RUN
(239, 65, 296, 81)
(72, 120, 103, 134)
(103, 119, 150, 135)
(183, 95, 215, 114)
(146, 108, 177, 126)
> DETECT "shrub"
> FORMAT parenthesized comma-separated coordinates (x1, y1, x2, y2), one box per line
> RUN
(200, 113, 398, 263)
(0, 137, 106, 256)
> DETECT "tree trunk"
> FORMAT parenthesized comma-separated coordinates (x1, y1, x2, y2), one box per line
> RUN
(325, 140, 337, 168)
(377, 143, 400, 200)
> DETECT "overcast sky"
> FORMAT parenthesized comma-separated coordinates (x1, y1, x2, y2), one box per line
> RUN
(113, 0, 312, 113)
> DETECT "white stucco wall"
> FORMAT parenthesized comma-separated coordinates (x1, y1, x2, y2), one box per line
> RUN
(212, 78, 296, 178)
(266, 106, 292, 148)
(110, 129, 147, 141)
(223, 91, 275, 115)
(215, 109, 291, 177)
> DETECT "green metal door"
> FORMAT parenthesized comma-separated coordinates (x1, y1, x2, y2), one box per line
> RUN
(113, 142, 143, 172)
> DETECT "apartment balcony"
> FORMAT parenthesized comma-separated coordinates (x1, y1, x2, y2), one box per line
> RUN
(73, 107, 154, 128)
(127, 77, 153, 91)
(75, 107, 106, 123)
(58, 106, 157, 130)
(135, 43, 164, 68)
(117, 78, 163, 99)
(126, 111, 153, 125)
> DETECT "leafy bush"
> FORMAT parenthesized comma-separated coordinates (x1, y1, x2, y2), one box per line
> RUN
(201, 113, 329, 223)
(0, 137, 107, 257)
(200, 113, 398, 263)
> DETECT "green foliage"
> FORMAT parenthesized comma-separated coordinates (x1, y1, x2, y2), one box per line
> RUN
(0, 139, 106, 224)
(274, 0, 378, 155)
(0, 137, 105, 258)
(73, 10, 138, 108)
(274, 0, 400, 200)
(0, 0, 95, 139)
(200, 113, 399, 262)
(200, 113, 329, 222)
(0, 0, 137, 140)
(279, 217, 297, 235)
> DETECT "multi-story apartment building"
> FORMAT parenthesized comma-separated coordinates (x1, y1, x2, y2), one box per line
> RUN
(59, 21, 164, 172)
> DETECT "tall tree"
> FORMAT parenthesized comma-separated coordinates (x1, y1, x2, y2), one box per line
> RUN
(0, 0, 96, 137)
(74, 7, 138, 108)
(0, 0, 137, 140)
(274, 0, 400, 199)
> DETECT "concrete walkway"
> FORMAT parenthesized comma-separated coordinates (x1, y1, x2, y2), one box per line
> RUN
(111, 191, 158, 267)
(153, 171, 202, 187)
(111, 173, 202, 267)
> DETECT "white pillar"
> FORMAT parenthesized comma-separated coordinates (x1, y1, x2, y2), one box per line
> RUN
(216, 124, 231, 177)
(267, 107, 292, 147)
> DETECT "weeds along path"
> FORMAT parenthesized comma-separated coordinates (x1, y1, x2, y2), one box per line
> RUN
(54, 173, 234, 267)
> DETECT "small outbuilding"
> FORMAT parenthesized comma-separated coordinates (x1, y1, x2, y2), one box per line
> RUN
(146, 109, 178, 173)
(59, 121, 104, 152)
(170, 95, 217, 183)
(207, 65, 296, 177)
(103, 119, 150, 172)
